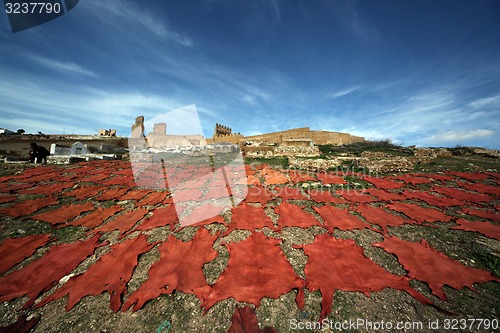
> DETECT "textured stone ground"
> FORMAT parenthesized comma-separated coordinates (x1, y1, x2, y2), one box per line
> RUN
(0, 161, 499, 333)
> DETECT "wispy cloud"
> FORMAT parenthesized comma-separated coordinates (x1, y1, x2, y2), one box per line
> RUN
(327, 85, 360, 99)
(425, 129, 496, 144)
(269, 0, 281, 20)
(85, 0, 193, 47)
(0, 71, 187, 135)
(27, 55, 97, 77)
(329, 1, 377, 40)
(469, 95, 500, 109)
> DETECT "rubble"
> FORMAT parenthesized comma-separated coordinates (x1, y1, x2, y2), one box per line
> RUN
(435, 148, 453, 158)
(473, 148, 500, 158)
(407, 147, 452, 163)
(357, 151, 414, 173)
(288, 157, 341, 170)
(409, 148, 437, 164)
(274, 145, 320, 157)
(129, 144, 241, 162)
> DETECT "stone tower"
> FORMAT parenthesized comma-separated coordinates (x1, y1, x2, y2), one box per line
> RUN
(131, 116, 145, 138)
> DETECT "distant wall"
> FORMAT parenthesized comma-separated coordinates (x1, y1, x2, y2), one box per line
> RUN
(207, 133, 244, 145)
(243, 127, 364, 145)
(146, 134, 205, 147)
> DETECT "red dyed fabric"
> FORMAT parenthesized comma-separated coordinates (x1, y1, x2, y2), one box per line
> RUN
(374, 236, 500, 300)
(118, 189, 152, 201)
(81, 173, 112, 182)
(458, 182, 500, 196)
(65, 165, 98, 174)
(207, 177, 230, 188)
(387, 202, 452, 224)
(223, 203, 275, 236)
(364, 188, 406, 201)
(460, 208, 500, 222)
(202, 232, 304, 312)
(307, 190, 346, 204)
(131, 206, 178, 233)
(313, 205, 372, 232)
(446, 171, 490, 181)
(137, 191, 169, 206)
(451, 218, 500, 240)
(317, 173, 347, 185)
(32, 202, 95, 225)
(100, 176, 137, 187)
(62, 186, 106, 200)
(289, 170, 315, 183)
(402, 190, 464, 208)
(0, 195, 15, 204)
(274, 202, 321, 230)
(0, 234, 101, 309)
(242, 174, 261, 186)
(17, 165, 56, 177)
(245, 165, 256, 176)
(390, 175, 433, 185)
(245, 186, 273, 205)
(180, 204, 225, 227)
(176, 213, 225, 230)
(0, 234, 51, 274)
(432, 186, 492, 203)
(19, 182, 73, 196)
(354, 204, 410, 233)
(0, 315, 40, 333)
(363, 177, 404, 189)
(95, 187, 130, 201)
(202, 186, 229, 200)
(297, 234, 433, 321)
(38, 235, 155, 312)
(337, 190, 375, 204)
(172, 188, 203, 203)
(277, 186, 307, 200)
(64, 205, 123, 229)
(0, 197, 58, 217)
(92, 208, 149, 235)
(425, 174, 456, 183)
(123, 228, 218, 311)
(252, 164, 269, 171)
(484, 171, 500, 180)
(176, 178, 208, 190)
(0, 183, 33, 193)
(21, 172, 59, 183)
(262, 169, 288, 185)
(228, 306, 278, 333)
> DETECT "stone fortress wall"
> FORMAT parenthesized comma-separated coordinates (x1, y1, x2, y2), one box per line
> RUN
(131, 117, 364, 152)
(208, 124, 365, 158)
(243, 127, 364, 145)
(131, 116, 205, 148)
(206, 123, 244, 145)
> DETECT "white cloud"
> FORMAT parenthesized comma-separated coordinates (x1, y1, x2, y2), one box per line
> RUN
(85, 0, 193, 47)
(0, 72, 192, 136)
(469, 95, 500, 108)
(327, 85, 360, 99)
(28, 55, 97, 77)
(425, 129, 496, 144)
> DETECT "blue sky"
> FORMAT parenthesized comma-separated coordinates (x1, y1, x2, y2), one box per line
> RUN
(1, 0, 499, 148)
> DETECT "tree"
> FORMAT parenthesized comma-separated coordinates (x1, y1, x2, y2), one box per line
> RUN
(16, 129, 25, 135)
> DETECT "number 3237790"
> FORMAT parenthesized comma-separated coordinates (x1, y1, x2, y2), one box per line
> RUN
(5, 2, 61, 14)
